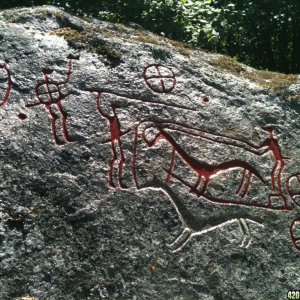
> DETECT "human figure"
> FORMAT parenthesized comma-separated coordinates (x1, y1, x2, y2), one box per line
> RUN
(247, 126, 291, 208)
(26, 54, 79, 145)
(97, 92, 130, 189)
(256, 126, 288, 202)
(0, 60, 12, 107)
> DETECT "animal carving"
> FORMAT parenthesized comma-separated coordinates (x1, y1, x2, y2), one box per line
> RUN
(142, 124, 266, 198)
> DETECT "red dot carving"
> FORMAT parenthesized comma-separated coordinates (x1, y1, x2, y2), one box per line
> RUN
(143, 64, 176, 93)
(203, 97, 209, 103)
(25, 54, 80, 145)
(18, 113, 27, 120)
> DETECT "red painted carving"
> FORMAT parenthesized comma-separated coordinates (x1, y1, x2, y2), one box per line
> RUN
(202, 96, 209, 103)
(143, 125, 267, 203)
(290, 218, 300, 251)
(0, 60, 12, 107)
(286, 173, 300, 207)
(88, 66, 299, 253)
(132, 125, 139, 187)
(143, 64, 176, 93)
(91, 89, 197, 189)
(25, 54, 79, 145)
(140, 122, 291, 211)
(97, 92, 130, 189)
(257, 126, 287, 196)
(18, 113, 27, 121)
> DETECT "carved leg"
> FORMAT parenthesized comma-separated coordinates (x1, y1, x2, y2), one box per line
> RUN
(117, 139, 128, 189)
(236, 169, 247, 196)
(198, 177, 209, 196)
(271, 160, 279, 192)
(238, 218, 264, 248)
(241, 172, 252, 198)
(167, 228, 192, 253)
(277, 161, 285, 195)
(189, 175, 202, 195)
(56, 102, 75, 143)
(46, 104, 64, 145)
(109, 141, 117, 188)
(238, 218, 252, 248)
(268, 161, 288, 209)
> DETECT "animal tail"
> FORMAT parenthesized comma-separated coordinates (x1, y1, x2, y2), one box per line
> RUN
(218, 160, 266, 184)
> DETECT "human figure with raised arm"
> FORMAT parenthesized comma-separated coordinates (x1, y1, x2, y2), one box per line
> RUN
(96, 92, 131, 189)
(25, 54, 79, 145)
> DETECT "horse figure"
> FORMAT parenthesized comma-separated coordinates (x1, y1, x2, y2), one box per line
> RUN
(142, 124, 266, 198)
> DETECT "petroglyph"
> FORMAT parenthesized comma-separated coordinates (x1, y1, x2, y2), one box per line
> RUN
(25, 54, 79, 145)
(0, 60, 12, 107)
(143, 64, 176, 93)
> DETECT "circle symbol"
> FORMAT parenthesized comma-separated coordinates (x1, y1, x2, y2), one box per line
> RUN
(286, 173, 300, 207)
(143, 64, 176, 93)
(290, 218, 300, 251)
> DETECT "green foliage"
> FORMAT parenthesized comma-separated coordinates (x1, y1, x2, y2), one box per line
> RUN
(0, 0, 299, 73)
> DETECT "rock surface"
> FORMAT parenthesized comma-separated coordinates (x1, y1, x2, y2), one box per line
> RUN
(0, 5, 300, 300)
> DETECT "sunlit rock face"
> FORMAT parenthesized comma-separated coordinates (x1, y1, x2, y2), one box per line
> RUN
(0, 5, 300, 300)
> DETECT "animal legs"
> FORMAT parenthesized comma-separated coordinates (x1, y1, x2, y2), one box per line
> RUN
(238, 218, 252, 248)
(167, 228, 192, 253)
(236, 169, 248, 196)
(199, 177, 209, 195)
(241, 172, 252, 198)
(189, 175, 202, 195)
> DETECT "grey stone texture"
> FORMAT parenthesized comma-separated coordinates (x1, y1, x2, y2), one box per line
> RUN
(0, 5, 300, 300)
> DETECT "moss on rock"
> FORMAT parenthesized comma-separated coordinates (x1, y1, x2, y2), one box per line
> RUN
(207, 56, 298, 91)
(50, 27, 122, 62)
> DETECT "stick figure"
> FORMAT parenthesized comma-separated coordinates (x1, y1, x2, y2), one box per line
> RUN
(0, 60, 12, 107)
(26, 54, 79, 145)
(97, 92, 130, 189)
(256, 126, 288, 206)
